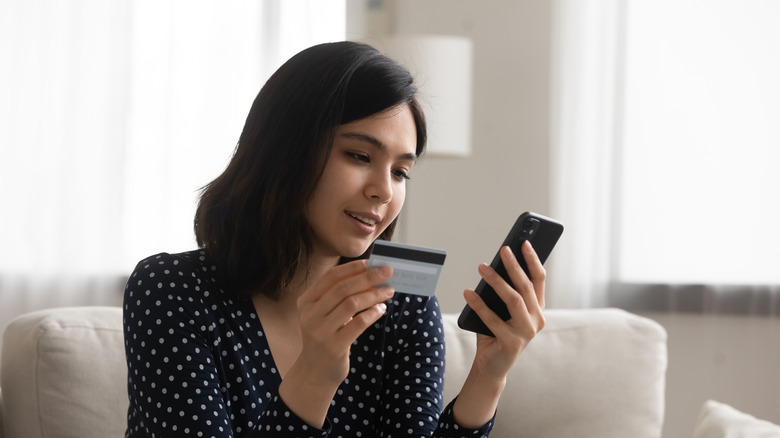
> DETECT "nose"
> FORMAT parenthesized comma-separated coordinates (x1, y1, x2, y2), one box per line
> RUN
(365, 171, 393, 204)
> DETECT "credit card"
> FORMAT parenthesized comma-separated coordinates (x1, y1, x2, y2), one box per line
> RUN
(367, 240, 446, 297)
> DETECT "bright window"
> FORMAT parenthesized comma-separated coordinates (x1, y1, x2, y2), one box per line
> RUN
(617, 0, 780, 285)
(0, 1, 345, 278)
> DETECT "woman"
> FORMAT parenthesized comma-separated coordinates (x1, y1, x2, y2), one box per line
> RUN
(123, 41, 546, 437)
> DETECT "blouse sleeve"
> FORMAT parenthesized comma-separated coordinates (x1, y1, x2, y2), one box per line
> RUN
(251, 394, 331, 437)
(377, 294, 495, 438)
(124, 254, 237, 437)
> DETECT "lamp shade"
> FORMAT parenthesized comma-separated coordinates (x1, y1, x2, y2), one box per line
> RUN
(378, 35, 473, 157)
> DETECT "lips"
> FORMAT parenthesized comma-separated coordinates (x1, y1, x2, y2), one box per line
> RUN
(346, 211, 381, 227)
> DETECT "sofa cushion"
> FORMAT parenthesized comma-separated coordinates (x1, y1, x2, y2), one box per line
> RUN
(442, 308, 668, 438)
(1, 306, 127, 438)
(1, 306, 667, 438)
(692, 399, 780, 438)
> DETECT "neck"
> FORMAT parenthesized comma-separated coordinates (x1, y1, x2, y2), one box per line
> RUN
(305, 253, 342, 284)
(272, 252, 341, 304)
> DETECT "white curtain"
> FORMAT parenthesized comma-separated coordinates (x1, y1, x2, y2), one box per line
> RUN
(549, 0, 780, 316)
(549, 0, 623, 309)
(0, 0, 345, 332)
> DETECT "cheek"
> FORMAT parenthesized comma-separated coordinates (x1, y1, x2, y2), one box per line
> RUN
(304, 177, 336, 229)
(389, 185, 406, 218)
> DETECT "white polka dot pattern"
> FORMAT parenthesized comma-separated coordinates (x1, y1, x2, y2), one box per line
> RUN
(123, 250, 494, 437)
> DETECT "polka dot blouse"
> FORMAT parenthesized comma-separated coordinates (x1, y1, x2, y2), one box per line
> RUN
(123, 250, 495, 437)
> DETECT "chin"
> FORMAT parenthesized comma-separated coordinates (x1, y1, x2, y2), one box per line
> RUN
(342, 246, 371, 260)
(341, 240, 375, 259)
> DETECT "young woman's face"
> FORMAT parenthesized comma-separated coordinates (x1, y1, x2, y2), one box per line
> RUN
(306, 104, 418, 261)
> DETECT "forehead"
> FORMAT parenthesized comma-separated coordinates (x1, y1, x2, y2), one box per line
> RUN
(335, 105, 417, 155)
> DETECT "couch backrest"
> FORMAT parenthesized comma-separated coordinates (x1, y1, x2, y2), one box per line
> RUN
(442, 308, 668, 438)
(1, 306, 667, 438)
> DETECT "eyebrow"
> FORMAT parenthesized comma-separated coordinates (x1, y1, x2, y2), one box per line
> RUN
(341, 132, 418, 162)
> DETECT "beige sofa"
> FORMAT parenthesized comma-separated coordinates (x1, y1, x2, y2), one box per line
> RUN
(0, 306, 667, 438)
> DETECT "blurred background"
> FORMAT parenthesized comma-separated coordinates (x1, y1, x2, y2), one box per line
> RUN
(2, 1, 779, 436)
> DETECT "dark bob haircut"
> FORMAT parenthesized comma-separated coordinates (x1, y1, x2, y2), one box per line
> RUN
(194, 41, 427, 299)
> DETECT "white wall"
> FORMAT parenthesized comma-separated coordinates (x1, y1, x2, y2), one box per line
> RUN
(642, 312, 780, 438)
(348, 0, 555, 316)
(347, 1, 780, 437)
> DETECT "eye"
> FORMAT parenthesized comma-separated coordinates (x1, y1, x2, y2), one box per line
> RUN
(392, 169, 411, 181)
(347, 152, 370, 163)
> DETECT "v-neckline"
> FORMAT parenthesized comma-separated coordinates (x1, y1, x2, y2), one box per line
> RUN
(239, 297, 285, 386)
(245, 295, 303, 381)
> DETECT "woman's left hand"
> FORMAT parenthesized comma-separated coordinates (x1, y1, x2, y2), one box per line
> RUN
(451, 240, 546, 428)
(464, 240, 546, 382)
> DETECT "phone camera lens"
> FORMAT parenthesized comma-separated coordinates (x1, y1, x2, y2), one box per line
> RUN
(520, 218, 541, 238)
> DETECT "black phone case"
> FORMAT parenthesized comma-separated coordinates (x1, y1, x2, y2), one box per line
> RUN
(457, 212, 564, 336)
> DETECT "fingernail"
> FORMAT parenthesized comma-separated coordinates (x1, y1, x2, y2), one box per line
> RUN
(377, 265, 392, 277)
(503, 245, 516, 259)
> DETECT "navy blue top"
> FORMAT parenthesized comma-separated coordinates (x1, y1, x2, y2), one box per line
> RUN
(123, 250, 494, 437)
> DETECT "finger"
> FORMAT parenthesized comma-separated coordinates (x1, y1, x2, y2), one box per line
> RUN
(477, 261, 530, 322)
(499, 245, 542, 316)
(327, 285, 395, 327)
(300, 259, 370, 303)
(335, 301, 388, 343)
(304, 264, 393, 334)
(520, 241, 547, 310)
(299, 300, 388, 374)
(298, 284, 391, 354)
(300, 260, 391, 307)
(462, 288, 510, 338)
(318, 264, 393, 311)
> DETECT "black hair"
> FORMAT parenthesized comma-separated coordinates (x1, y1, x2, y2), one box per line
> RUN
(194, 41, 427, 299)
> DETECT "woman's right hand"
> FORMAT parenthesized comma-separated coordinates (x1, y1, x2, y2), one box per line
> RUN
(279, 259, 394, 427)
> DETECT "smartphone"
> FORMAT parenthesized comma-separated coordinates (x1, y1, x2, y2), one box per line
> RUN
(457, 212, 564, 336)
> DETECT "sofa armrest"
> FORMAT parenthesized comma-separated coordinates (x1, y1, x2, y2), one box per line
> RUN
(442, 308, 668, 438)
(1, 306, 127, 438)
